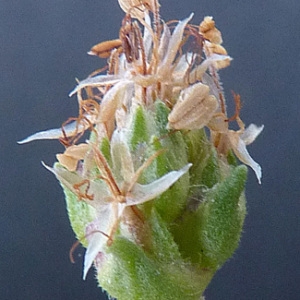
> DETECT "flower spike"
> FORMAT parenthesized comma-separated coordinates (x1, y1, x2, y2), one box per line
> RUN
(19, 1, 263, 298)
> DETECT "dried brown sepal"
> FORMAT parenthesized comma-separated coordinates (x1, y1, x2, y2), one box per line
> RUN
(199, 16, 223, 44)
(88, 39, 122, 58)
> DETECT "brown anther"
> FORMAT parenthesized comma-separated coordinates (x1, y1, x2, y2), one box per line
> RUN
(184, 25, 204, 54)
(119, 14, 141, 63)
(88, 39, 122, 58)
(199, 16, 223, 44)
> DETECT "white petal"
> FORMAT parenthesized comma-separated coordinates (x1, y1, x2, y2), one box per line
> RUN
(69, 75, 122, 97)
(83, 205, 113, 279)
(126, 163, 192, 205)
(173, 52, 193, 77)
(189, 54, 232, 83)
(241, 124, 264, 145)
(18, 128, 63, 144)
(43, 162, 110, 205)
(158, 22, 171, 61)
(44, 162, 83, 189)
(160, 13, 194, 69)
(98, 81, 133, 123)
(111, 129, 135, 182)
(18, 115, 95, 144)
(83, 231, 105, 280)
(83, 202, 125, 279)
(230, 136, 262, 184)
(202, 73, 220, 99)
(143, 11, 152, 60)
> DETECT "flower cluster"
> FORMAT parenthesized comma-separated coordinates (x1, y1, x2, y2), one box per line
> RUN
(19, 0, 263, 298)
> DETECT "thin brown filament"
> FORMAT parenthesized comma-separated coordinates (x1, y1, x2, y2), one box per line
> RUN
(92, 145, 122, 196)
(69, 230, 113, 264)
(225, 91, 242, 123)
(210, 66, 226, 115)
(127, 149, 166, 192)
(73, 179, 94, 201)
(130, 205, 145, 222)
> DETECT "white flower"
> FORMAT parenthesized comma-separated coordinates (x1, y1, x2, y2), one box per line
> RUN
(209, 112, 263, 183)
(44, 129, 191, 279)
(228, 124, 264, 183)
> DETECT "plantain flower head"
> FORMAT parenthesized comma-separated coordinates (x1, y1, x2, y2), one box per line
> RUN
(19, 0, 263, 298)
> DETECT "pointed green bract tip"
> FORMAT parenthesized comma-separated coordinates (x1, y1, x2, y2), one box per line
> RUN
(62, 185, 96, 248)
(172, 165, 247, 269)
(97, 210, 213, 300)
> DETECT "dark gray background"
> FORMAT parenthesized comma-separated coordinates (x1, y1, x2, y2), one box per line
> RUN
(1, 0, 299, 299)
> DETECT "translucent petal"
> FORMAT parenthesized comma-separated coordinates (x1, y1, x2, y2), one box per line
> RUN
(126, 163, 192, 205)
(229, 134, 262, 184)
(158, 23, 171, 61)
(43, 162, 83, 193)
(69, 75, 122, 97)
(189, 54, 232, 83)
(83, 202, 125, 279)
(160, 13, 194, 70)
(43, 162, 110, 205)
(173, 52, 193, 77)
(98, 81, 133, 123)
(83, 231, 106, 280)
(18, 128, 63, 144)
(18, 115, 95, 144)
(241, 124, 264, 145)
(111, 130, 135, 183)
(83, 204, 113, 279)
(143, 11, 152, 60)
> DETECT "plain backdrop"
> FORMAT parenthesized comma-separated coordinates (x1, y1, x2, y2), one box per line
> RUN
(1, 0, 299, 299)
